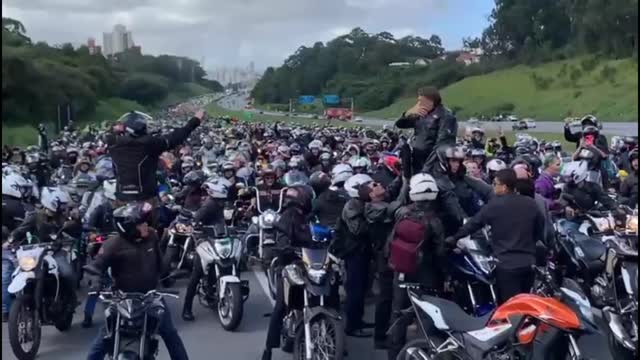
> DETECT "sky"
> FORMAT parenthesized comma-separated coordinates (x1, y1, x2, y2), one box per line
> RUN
(2, 0, 495, 71)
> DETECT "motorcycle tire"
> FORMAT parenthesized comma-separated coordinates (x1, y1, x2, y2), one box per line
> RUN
(8, 296, 42, 360)
(293, 314, 344, 360)
(607, 332, 635, 360)
(218, 283, 244, 331)
(54, 310, 73, 332)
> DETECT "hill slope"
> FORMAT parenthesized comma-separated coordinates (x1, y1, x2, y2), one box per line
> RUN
(365, 58, 638, 121)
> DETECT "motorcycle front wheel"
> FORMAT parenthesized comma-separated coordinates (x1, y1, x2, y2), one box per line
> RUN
(218, 283, 244, 331)
(8, 296, 42, 360)
(293, 314, 344, 360)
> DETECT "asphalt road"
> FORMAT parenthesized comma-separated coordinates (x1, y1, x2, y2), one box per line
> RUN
(218, 93, 638, 136)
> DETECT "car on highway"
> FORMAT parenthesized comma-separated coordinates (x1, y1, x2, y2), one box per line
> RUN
(468, 117, 481, 125)
(354, 116, 363, 123)
(507, 115, 519, 122)
(512, 118, 536, 130)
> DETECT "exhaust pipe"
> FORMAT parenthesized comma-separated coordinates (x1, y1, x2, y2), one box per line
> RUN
(406, 347, 432, 360)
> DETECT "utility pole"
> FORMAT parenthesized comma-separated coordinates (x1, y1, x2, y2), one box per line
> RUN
(289, 98, 293, 113)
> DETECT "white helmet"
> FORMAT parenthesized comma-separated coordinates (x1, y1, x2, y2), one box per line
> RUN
(486, 159, 507, 172)
(203, 177, 231, 199)
(562, 161, 589, 184)
(40, 186, 71, 212)
(309, 140, 323, 150)
(331, 164, 353, 185)
(103, 179, 117, 201)
(409, 173, 439, 202)
(344, 174, 373, 198)
(349, 156, 371, 170)
(2, 172, 30, 199)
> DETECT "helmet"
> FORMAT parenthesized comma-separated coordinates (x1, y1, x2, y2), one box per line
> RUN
(409, 173, 439, 202)
(70, 173, 99, 194)
(629, 149, 639, 162)
(103, 179, 117, 201)
(470, 148, 486, 158)
(331, 164, 353, 185)
(344, 174, 373, 198)
(309, 140, 323, 151)
(283, 170, 309, 186)
(118, 111, 153, 137)
(349, 156, 370, 171)
(552, 141, 563, 152)
(261, 166, 277, 178)
(486, 159, 507, 172)
(202, 177, 231, 199)
(471, 127, 485, 135)
(181, 156, 195, 169)
(40, 186, 71, 213)
(562, 161, 589, 184)
(2, 172, 30, 199)
(320, 152, 332, 162)
(582, 125, 599, 137)
(183, 170, 206, 187)
(290, 143, 302, 155)
(283, 184, 314, 213)
(580, 114, 599, 128)
(271, 159, 287, 173)
(309, 171, 331, 195)
(288, 155, 306, 170)
(113, 202, 153, 239)
(438, 146, 465, 172)
(277, 145, 291, 159)
(222, 161, 235, 172)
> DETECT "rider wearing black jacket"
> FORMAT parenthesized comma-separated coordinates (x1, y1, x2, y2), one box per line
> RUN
(85, 202, 189, 360)
(261, 185, 315, 360)
(106, 110, 205, 202)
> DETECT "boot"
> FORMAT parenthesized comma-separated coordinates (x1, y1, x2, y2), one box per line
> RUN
(182, 306, 195, 321)
(261, 349, 272, 360)
(81, 314, 93, 328)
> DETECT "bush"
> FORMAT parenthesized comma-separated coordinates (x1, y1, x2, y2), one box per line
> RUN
(580, 56, 600, 72)
(530, 72, 553, 90)
(573, 90, 582, 98)
(600, 65, 617, 83)
(569, 67, 583, 84)
(558, 63, 568, 77)
(119, 74, 169, 105)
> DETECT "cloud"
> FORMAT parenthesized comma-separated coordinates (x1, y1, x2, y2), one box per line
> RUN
(2, 0, 492, 70)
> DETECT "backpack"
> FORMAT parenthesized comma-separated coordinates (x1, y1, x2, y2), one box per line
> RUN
(388, 212, 429, 275)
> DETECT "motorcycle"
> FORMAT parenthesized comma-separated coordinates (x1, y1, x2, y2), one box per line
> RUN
(89, 289, 180, 360)
(246, 186, 285, 300)
(447, 229, 498, 316)
(7, 240, 78, 360)
(194, 224, 250, 331)
(163, 208, 197, 282)
(279, 223, 344, 360)
(395, 275, 599, 360)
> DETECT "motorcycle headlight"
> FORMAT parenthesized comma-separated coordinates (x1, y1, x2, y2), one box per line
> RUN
(307, 268, 327, 285)
(18, 256, 37, 271)
(284, 264, 305, 286)
(175, 223, 193, 234)
(470, 253, 495, 275)
(627, 215, 638, 234)
(214, 238, 233, 258)
(263, 213, 276, 225)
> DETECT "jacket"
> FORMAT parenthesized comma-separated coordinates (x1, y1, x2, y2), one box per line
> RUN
(312, 189, 349, 228)
(194, 198, 225, 226)
(86, 202, 115, 234)
(2, 196, 28, 232)
(619, 171, 638, 207)
(395, 105, 457, 155)
(106, 117, 201, 201)
(89, 229, 164, 293)
(535, 171, 560, 210)
(453, 193, 545, 269)
(332, 198, 369, 258)
(562, 181, 616, 211)
(450, 171, 494, 217)
(10, 210, 81, 244)
(564, 126, 609, 153)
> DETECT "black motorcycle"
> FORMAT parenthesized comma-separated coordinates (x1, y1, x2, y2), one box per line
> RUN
(163, 208, 197, 283)
(90, 289, 179, 360)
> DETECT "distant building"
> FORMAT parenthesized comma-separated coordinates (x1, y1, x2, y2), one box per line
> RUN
(102, 24, 137, 56)
(87, 37, 101, 55)
(456, 52, 481, 66)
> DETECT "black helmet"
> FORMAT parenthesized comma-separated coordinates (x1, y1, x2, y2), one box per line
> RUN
(119, 111, 152, 137)
(582, 125, 599, 136)
(283, 184, 314, 214)
(580, 114, 599, 128)
(113, 202, 152, 240)
(309, 171, 331, 196)
(183, 170, 206, 187)
(630, 149, 639, 162)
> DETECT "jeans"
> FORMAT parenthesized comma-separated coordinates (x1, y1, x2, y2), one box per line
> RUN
(87, 299, 189, 360)
(84, 274, 112, 319)
(495, 266, 535, 304)
(2, 251, 16, 314)
(374, 256, 394, 342)
(344, 251, 370, 332)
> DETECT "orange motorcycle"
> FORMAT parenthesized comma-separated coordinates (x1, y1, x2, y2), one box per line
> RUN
(394, 278, 599, 360)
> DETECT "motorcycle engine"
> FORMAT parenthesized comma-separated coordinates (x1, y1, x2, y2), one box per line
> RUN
(590, 276, 608, 306)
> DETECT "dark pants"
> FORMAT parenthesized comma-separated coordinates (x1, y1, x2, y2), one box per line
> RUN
(374, 256, 394, 342)
(87, 300, 189, 360)
(265, 276, 286, 349)
(344, 251, 370, 332)
(84, 273, 111, 319)
(183, 254, 204, 313)
(2, 251, 16, 314)
(495, 266, 535, 304)
(411, 148, 429, 176)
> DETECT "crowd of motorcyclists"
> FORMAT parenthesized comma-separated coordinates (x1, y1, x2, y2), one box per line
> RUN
(1, 90, 638, 360)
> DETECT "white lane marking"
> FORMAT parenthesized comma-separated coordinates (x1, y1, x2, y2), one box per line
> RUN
(252, 266, 275, 306)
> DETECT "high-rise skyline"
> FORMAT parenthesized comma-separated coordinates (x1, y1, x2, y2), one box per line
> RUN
(208, 63, 260, 86)
(102, 24, 136, 56)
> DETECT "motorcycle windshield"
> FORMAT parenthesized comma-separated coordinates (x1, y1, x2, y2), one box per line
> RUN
(302, 248, 328, 271)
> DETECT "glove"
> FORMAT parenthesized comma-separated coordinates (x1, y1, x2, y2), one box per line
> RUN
(445, 236, 457, 248)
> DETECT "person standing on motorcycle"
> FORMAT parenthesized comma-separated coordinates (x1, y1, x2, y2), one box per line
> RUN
(446, 169, 545, 304)
(394, 86, 457, 173)
(106, 110, 205, 205)
(261, 184, 315, 360)
(387, 173, 446, 359)
(182, 178, 231, 321)
(564, 115, 609, 152)
(620, 149, 638, 207)
(85, 202, 189, 360)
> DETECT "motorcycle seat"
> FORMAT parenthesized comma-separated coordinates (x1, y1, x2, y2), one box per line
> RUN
(416, 295, 492, 332)
(571, 233, 606, 262)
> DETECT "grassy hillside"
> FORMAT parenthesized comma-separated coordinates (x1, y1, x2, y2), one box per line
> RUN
(2, 83, 213, 146)
(365, 57, 638, 121)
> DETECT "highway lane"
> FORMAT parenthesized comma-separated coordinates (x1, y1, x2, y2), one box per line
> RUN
(218, 93, 638, 136)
